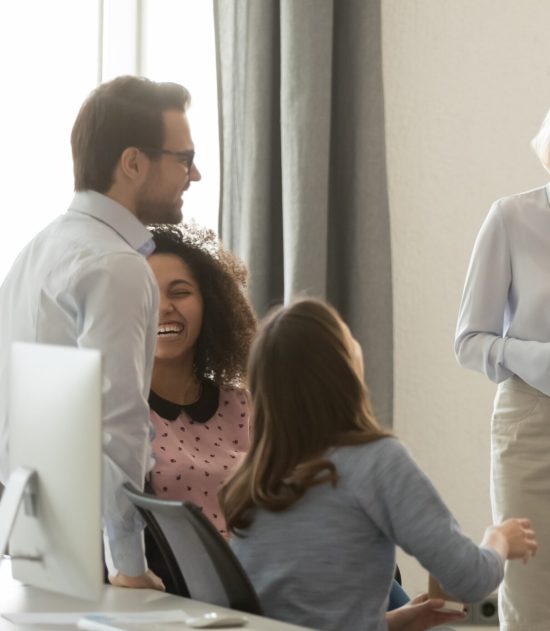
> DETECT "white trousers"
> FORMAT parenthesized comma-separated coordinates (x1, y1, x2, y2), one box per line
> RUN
(491, 376, 550, 631)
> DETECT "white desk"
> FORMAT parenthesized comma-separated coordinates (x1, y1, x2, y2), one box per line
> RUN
(0, 566, 313, 631)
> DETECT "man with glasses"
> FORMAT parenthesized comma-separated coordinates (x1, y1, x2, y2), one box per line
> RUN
(0, 75, 201, 590)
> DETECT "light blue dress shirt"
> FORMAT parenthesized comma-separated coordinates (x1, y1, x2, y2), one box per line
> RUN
(455, 184, 550, 395)
(0, 191, 159, 576)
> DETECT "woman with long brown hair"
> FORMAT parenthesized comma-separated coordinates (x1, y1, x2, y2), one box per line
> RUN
(221, 298, 537, 631)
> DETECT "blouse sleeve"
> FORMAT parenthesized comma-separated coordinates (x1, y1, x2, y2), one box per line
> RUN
(454, 202, 514, 384)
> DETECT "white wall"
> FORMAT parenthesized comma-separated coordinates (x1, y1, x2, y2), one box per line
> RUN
(383, 0, 550, 599)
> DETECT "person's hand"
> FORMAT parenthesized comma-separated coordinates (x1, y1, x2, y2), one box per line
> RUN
(109, 569, 166, 591)
(482, 518, 538, 562)
(385, 593, 466, 631)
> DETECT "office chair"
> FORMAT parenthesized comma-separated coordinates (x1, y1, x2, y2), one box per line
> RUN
(122, 483, 263, 615)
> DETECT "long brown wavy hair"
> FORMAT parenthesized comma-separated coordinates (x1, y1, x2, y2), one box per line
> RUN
(219, 298, 390, 533)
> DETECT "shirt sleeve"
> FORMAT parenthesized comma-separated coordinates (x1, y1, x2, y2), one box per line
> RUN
(454, 202, 514, 384)
(355, 439, 504, 603)
(68, 252, 158, 576)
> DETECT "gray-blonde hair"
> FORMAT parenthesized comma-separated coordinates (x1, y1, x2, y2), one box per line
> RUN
(531, 108, 550, 173)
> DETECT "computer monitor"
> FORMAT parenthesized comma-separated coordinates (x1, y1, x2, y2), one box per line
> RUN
(0, 342, 103, 601)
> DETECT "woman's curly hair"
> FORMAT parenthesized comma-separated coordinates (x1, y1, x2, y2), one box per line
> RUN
(148, 223, 256, 387)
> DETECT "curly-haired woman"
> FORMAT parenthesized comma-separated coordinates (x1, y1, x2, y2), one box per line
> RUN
(146, 223, 256, 540)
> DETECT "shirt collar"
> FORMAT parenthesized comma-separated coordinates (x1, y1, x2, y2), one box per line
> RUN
(149, 380, 220, 423)
(68, 190, 156, 256)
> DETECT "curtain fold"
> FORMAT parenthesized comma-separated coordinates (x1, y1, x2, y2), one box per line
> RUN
(214, 0, 393, 426)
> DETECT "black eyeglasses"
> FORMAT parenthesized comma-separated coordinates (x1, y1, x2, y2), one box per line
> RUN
(138, 147, 195, 172)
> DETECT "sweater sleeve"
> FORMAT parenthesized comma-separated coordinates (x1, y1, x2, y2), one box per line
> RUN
(354, 439, 503, 603)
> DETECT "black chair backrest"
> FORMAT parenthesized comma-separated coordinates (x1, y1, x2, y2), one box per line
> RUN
(123, 483, 262, 615)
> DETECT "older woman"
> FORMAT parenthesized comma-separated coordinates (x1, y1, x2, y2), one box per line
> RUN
(455, 110, 550, 630)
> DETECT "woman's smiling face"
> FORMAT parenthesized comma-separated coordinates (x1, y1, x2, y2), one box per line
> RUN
(148, 253, 204, 362)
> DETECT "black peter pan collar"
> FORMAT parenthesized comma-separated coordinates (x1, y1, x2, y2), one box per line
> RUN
(149, 379, 220, 424)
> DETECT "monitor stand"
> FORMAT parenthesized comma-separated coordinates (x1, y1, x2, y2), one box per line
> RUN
(0, 467, 40, 561)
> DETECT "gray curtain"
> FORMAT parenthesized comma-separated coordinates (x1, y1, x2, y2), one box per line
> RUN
(214, 0, 393, 426)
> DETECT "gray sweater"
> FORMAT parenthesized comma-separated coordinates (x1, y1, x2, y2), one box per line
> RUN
(230, 438, 503, 631)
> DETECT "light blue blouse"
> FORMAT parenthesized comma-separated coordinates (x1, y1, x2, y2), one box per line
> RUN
(455, 184, 550, 395)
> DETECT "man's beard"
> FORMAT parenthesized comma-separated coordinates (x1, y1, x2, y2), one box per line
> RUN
(134, 191, 182, 225)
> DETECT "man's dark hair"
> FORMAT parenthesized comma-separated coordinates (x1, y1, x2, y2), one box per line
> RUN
(71, 75, 190, 193)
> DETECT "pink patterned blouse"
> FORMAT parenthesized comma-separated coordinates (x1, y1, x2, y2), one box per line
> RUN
(149, 380, 250, 536)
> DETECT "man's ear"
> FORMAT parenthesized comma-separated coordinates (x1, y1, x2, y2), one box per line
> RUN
(119, 147, 147, 181)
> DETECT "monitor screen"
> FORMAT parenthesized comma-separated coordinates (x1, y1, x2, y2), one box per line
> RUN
(4, 342, 103, 601)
